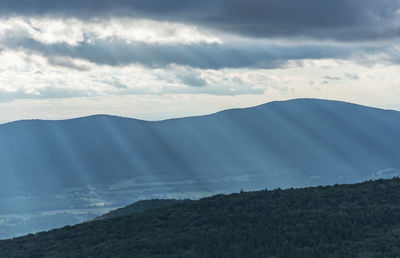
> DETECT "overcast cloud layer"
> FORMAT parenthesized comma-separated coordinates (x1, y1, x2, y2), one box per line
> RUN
(0, 0, 400, 123)
(1, 0, 400, 40)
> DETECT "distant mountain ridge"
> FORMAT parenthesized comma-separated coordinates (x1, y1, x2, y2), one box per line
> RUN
(1, 98, 399, 195)
(1, 98, 400, 238)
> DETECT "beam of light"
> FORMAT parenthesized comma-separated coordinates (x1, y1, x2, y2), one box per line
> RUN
(95, 116, 156, 182)
(45, 121, 94, 187)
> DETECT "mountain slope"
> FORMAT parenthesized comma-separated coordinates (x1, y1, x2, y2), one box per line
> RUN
(2, 178, 400, 257)
(1, 98, 399, 196)
(1, 98, 400, 238)
(93, 199, 185, 221)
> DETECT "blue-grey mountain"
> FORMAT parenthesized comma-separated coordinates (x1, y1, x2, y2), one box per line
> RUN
(0, 98, 399, 238)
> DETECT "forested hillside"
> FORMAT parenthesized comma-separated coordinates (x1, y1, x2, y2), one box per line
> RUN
(93, 199, 185, 221)
(2, 178, 400, 257)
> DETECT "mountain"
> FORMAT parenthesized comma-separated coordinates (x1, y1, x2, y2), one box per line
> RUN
(1, 98, 400, 238)
(2, 178, 400, 257)
(93, 199, 185, 221)
(1, 98, 400, 194)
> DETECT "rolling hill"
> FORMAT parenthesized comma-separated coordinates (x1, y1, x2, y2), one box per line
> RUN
(1, 178, 400, 257)
(1, 98, 399, 195)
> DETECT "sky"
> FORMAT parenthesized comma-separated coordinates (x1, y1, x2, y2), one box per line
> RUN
(1, 0, 400, 123)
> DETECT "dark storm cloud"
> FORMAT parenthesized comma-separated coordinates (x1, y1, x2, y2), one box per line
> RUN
(1, 36, 355, 69)
(0, 0, 399, 41)
(0, 0, 219, 19)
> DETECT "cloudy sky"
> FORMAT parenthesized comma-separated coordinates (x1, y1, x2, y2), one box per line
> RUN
(1, 0, 400, 123)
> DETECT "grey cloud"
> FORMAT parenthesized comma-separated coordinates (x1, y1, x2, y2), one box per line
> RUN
(120, 84, 265, 96)
(0, 83, 263, 102)
(37, 87, 96, 98)
(323, 76, 342, 81)
(230, 77, 244, 85)
(325, 74, 362, 81)
(0, 87, 95, 102)
(177, 72, 207, 87)
(46, 56, 91, 71)
(0, 0, 216, 19)
(100, 78, 129, 89)
(0, 77, 264, 104)
(159, 84, 265, 96)
(345, 73, 360, 80)
(0, 0, 399, 41)
(110, 84, 263, 96)
(1, 36, 354, 69)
